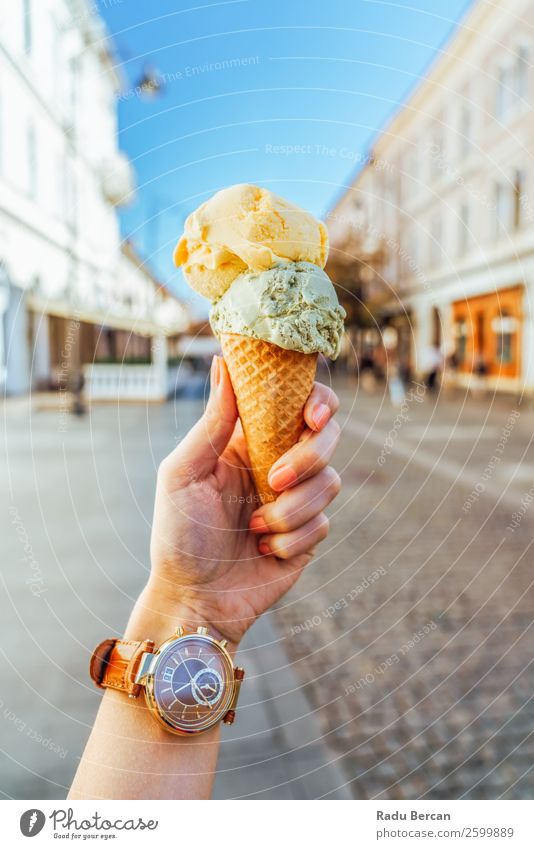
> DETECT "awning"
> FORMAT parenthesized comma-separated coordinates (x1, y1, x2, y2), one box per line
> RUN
(26, 294, 172, 337)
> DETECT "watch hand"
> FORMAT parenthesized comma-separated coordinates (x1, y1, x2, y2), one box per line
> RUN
(177, 651, 195, 684)
(174, 682, 190, 694)
(193, 682, 212, 709)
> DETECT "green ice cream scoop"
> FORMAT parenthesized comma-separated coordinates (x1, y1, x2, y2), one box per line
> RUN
(209, 261, 346, 359)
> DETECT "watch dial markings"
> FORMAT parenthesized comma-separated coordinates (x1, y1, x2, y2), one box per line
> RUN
(153, 637, 233, 732)
(162, 666, 174, 682)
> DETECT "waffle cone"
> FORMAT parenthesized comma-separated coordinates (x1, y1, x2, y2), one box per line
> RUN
(220, 334, 318, 504)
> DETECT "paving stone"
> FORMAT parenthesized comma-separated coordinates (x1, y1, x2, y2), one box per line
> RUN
(3, 383, 533, 800)
(273, 382, 534, 800)
(0, 397, 349, 800)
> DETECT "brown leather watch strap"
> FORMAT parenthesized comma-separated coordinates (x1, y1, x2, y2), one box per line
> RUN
(90, 638, 155, 697)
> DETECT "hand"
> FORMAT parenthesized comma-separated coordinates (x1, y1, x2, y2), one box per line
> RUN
(146, 355, 341, 649)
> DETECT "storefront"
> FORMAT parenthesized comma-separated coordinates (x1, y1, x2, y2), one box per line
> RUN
(452, 285, 523, 387)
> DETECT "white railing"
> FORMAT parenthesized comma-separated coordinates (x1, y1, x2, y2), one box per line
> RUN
(83, 364, 167, 402)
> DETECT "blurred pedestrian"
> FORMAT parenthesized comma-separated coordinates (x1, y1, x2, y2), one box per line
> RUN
(471, 352, 488, 399)
(442, 349, 459, 395)
(422, 344, 444, 392)
(359, 345, 376, 393)
(382, 326, 406, 407)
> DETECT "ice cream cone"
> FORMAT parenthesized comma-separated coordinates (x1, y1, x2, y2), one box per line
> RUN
(220, 333, 318, 504)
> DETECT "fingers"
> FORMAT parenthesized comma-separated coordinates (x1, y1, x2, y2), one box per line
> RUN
(257, 512, 330, 560)
(158, 356, 238, 488)
(303, 382, 339, 432)
(250, 466, 341, 534)
(268, 417, 341, 492)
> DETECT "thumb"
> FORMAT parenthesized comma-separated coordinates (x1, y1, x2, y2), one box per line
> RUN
(162, 355, 238, 486)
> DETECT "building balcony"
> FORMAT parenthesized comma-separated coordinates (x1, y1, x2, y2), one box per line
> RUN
(100, 152, 135, 206)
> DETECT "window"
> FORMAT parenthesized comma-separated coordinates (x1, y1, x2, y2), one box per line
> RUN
(496, 66, 509, 118)
(23, 0, 32, 55)
(430, 112, 445, 179)
(455, 319, 468, 364)
(458, 202, 470, 255)
(67, 57, 78, 122)
(494, 181, 511, 239)
(493, 312, 518, 364)
(429, 215, 442, 267)
(437, 109, 446, 153)
(401, 229, 418, 282)
(395, 154, 403, 205)
(27, 122, 37, 198)
(64, 159, 77, 229)
(59, 157, 73, 223)
(513, 169, 525, 229)
(403, 145, 417, 198)
(515, 45, 529, 99)
(57, 155, 65, 218)
(408, 229, 418, 269)
(497, 327, 513, 363)
(496, 46, 530, 118)
(459, 104, 472, 157)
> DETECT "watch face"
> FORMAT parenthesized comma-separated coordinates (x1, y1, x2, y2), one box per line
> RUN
(149, 635, 234, 733)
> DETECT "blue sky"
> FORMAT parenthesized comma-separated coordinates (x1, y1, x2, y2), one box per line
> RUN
(99, 0, 473, 307)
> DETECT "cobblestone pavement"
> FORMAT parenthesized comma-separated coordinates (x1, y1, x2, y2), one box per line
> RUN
(0, 393, 348, 800)
(272, 377, 534, 799)
(2, 380, 533, 800)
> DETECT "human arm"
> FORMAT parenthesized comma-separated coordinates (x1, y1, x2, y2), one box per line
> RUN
(68, 356, 341, 799)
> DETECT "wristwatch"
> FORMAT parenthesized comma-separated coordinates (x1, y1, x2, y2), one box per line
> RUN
(89, 626, 245, 736)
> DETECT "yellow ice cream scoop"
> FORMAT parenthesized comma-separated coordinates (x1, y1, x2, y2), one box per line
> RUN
(173, 183, 329, 301)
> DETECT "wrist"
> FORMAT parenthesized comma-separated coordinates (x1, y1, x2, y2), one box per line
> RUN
(125, 583, 240, 656)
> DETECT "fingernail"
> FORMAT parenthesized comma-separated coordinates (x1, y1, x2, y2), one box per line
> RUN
(269, 464, 297, 491)
(211, 355, 221, 387)
(249, 516, 269, 534)
(312, 402, 331, 430)
(258, 542, 271, 556)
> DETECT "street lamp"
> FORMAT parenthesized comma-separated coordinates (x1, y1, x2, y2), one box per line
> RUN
(135, 64, 165, 98)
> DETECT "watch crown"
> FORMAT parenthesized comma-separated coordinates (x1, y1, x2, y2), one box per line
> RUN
(174, 626, 184, 637)
(219, 639, 228, 649)
(196, 626, 209, 635)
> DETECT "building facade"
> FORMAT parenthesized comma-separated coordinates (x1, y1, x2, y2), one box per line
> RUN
(328, 0, 534, 392)
(0, 0, 188, 399)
